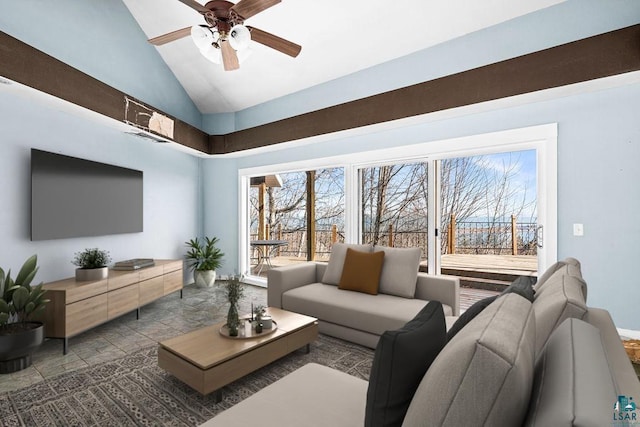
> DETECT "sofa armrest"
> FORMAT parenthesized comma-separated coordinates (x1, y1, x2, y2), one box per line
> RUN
(267, 263, 319, 308)
(414, 273, 460, 316)
(586, 307, 640, 396)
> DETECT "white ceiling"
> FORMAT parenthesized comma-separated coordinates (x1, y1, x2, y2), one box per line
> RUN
(122, 0, 564, 114)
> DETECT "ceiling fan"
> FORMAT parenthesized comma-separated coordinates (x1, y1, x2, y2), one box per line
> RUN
(148, 0, 301, 71)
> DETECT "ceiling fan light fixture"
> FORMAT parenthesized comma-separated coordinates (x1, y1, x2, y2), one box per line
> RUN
(228, 24, 251, 51)
(211, 29, 221, 43)
(190, 25, 213, 50)
(200, 44, 222, 64)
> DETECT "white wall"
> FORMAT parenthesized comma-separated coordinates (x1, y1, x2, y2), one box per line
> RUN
(0, 88, 201, 284)
(203, 81, 640, 330)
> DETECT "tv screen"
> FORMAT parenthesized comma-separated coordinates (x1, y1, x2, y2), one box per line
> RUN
(31, 149, 143, 241)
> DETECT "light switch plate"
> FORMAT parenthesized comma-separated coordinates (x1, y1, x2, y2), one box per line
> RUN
(573, 223, 584, 236)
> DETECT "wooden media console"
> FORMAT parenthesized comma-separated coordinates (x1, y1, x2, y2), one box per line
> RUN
(42, 259, 183, 354)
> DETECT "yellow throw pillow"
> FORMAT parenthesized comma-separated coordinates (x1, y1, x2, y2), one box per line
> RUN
(338, 248, 385, 295)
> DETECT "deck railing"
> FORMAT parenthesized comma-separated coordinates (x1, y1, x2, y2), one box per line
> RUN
(251, 216, 537, 259)
(443, 215, 537, 255)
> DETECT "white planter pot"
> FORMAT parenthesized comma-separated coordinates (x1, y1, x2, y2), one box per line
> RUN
(194, 269, 217, 287)
(75, 266, 108, 282)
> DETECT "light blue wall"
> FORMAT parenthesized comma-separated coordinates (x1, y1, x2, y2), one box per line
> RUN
(202, 112, 236, 135)
(0, 89, 201, 284)
(202, 0, 640, 132)
(0, 0, 202, 128)
(203, 81, 640, 329)
(1, 0, 638, 330)
(203, 157, 239, 275)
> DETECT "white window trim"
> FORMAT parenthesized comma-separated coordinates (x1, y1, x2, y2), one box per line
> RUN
(238, 123, 557, 285)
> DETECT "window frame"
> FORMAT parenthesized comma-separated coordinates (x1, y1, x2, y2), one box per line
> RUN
(238, 123, 557, 286)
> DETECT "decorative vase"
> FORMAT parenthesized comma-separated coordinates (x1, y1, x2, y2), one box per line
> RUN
(255, 322, 263, 334)
(227, 302, 240, 337)
(194, 269, 217, 287)
(75, 266, 108, 281)
(0, 322, 44, 374)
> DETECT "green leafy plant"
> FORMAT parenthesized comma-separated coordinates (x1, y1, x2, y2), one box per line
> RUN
(0, 255, 49, 329)
(72, 248, 111, 269)
(185, 237, 224, 272)
(226, 274, 245, 304)
(253, 304, 266, 321)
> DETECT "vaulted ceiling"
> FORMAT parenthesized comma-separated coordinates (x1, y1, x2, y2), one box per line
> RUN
(122, 0, 565, 114)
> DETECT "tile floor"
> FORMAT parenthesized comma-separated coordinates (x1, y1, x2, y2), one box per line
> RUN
(0, 283, 267, 393)
(0, 282, 498, 393)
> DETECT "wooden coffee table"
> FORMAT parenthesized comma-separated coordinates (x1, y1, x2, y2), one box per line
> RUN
(158, 307, 318, 401)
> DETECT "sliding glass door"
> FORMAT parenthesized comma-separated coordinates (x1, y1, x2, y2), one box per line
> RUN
(438, 150, 540, 278)
(246, 168, 345, 278)
(359, 161, 429, 267)
(239, 124, 557, 284)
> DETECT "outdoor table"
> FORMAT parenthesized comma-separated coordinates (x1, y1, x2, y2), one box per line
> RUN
(250, 239, 288, 275)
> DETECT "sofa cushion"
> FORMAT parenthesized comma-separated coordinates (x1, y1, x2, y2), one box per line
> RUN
(446, 295, 499, 341)
(535, 258, 587, 300)
(524, 318, 618, 427)
(532, 273, 587, 355)
(200, 363, 368, 427)
(534, 260, 566, 291)
(339, 249, 385, 295)
(402, 293, 536, 427)
(365, 301, 446, 427)
(373, 246, 421, 298)
(447, 277, 536, 341)
(282, 283, 447, 336)
(322, 243, 373, 285)
(502, 275, 536, 301)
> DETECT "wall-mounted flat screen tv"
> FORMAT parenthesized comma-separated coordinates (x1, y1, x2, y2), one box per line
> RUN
(31, 149, 143, 241)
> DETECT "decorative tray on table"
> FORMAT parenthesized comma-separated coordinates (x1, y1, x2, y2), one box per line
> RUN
(219, 319, 278, 339)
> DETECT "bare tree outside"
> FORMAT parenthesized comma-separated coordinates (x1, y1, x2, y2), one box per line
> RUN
(361, 163, 429, 257)
(248, 149, 536, 274)
(359, 150, 537, 258)
(249, 168, 345, 263)
(440, 151, 537, 254)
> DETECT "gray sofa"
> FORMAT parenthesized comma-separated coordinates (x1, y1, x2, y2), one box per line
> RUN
(203, 258, 640, 426)
(267, 243, 460, 348)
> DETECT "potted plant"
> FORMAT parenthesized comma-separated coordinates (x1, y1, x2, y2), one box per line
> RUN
(72, 248, 111, 281)
(0, 255, 49, 373)
(185, 236, 224, 287)
(253, 304, 266, 333)
(225, 274, 245, 336)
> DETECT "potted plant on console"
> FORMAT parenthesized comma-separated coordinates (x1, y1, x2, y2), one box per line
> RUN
(185, 236, 224, 287)
(0, 255, 49, 374)
(73, 248, 111, 281)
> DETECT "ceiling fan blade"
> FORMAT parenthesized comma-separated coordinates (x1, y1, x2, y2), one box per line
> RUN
(148, 27, 192, 46)
(247, 26, 301, 57)
(220, 40, 240, 71)
(177, 0, 210, 13)
(231, 0, 280, 19)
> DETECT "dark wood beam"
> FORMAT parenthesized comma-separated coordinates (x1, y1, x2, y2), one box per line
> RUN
(216, 24, 640, 153)
(0, 31, 209, 154)
(2, 24, 639, 156)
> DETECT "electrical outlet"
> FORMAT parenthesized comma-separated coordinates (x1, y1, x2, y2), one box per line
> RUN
(573, 223, 584, 236)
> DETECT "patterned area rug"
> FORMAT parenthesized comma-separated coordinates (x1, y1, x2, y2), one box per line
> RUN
(0, 335, 373, 426)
